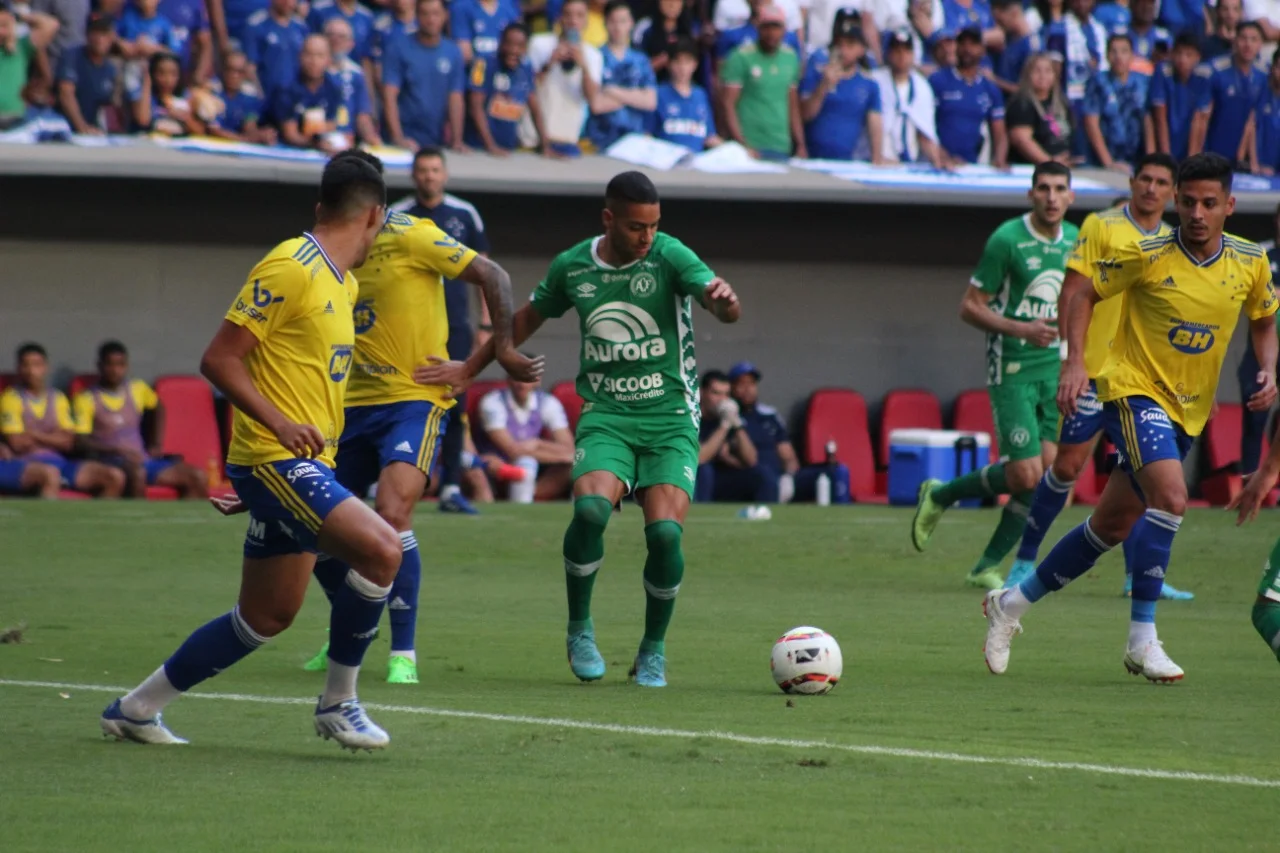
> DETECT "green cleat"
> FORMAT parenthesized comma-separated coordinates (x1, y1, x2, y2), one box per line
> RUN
(966, 568, 1005, 590)
(387, 655, 419, 684)
(911, 479, 946, 552)
(302, 640, 329, 672)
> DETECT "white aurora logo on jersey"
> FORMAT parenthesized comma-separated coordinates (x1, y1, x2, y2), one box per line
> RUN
(1015, 270, 1064, 320)
(583, 302, 668, 362)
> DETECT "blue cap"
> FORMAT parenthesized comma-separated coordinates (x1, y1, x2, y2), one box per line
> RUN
(728, 361, 761, 381)
(927, 27, 957, 49)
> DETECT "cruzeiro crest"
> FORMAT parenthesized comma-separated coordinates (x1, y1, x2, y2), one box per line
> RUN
(630, 272, 657, 297)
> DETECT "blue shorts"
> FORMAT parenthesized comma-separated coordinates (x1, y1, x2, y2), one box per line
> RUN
(24, 451, 82, 487)
(1058, 379, 1106, 446)
(102, 454, 178, 485)
(226, 459, 354, 559)
(0, 459, 29, 493)
(335, 400, 450, 495)
(1103, 396, 1193, 475)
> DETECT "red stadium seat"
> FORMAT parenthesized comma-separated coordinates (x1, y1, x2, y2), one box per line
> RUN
(952, 389, 999, 462)
(154, 375, 226, 489)
(56, 489, 92, 500)
(466, 380, 505, 444)
(145, 486, 180, 500)
(0, 373, 13, 391)
(878, 388, 943, 468)
(803, 388, 880, 502)
(1201, 403, 1243, 506)
(551, 380, 584, 432)
(68, 373, 99, 399)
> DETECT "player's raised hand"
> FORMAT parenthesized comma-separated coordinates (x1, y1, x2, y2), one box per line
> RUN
(1228, 465, 1280, 525)
(1248, 371, 1278, 412)
(413, 356, 474, 400)
(497, 348, 546, 383)
(705, 277, 741, 322)
(1021, 319, 1058, 348)
(1057, 359, 1090, 417)
(274, 421, 326, 458)
(209, 494, 246, 516)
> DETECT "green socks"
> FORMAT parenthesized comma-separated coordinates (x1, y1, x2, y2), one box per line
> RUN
(1252, 601, 1280, 663)
(971, 491, 1033, 575)
(641, 520, 685, 655)
(931, 463, 1010, 508)
(564, 495, 612, 625)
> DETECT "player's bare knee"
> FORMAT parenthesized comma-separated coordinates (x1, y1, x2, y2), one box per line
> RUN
(1088, 510, 1133, 545)
(376, 500, 414, 533)
(364, 527, 403, 584)
(1145, 488, 1187, 518)
(1007, 460, 1043, 493)
(239, 601, 298, 637)
(103, 467, 127, 497)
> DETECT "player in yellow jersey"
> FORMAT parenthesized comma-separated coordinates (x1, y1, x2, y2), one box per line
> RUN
(102, 151, 407, 751)
(302, 150, 540, 686)
(1004, 153, 1194, 601)
(983, 153, 1278, 683)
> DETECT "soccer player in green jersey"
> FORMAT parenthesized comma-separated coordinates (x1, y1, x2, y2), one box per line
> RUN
(912, 161, 1077, 589)
(416, 171, 742, 687)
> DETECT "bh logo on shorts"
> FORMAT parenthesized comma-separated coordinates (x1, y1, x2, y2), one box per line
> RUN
(1168, 322, 1215, 354)
(353, 300, 376, 334)
(329, 344, 354, 381)
(583, 302, 666, 362)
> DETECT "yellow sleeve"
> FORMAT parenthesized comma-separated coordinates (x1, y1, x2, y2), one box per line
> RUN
(73, 391, 96, 435)
(1247, 256, 1279, 321)
(1094, 239, 1146, 301)
(1066, 213, 1103, 278)
(53, 392, 75, 431)
(131, 379, 159, 411)
(0, 390, 23, 435)
(408, 220, 478, 280)
(224, 257, 306, 341)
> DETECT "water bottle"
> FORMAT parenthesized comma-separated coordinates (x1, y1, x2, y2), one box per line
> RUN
(817, 439, 837, 507)
(824, 439, 838, 466)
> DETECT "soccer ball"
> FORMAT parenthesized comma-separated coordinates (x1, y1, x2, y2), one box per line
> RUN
(770, 626, 842, 695)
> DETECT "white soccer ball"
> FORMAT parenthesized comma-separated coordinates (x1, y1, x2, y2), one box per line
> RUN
(770, 626, 842, 695)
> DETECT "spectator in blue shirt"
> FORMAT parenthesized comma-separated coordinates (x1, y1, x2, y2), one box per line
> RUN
(158, 0, 212, 82)
(371, 0, 415, 65)
(452, 0, 522, 65)
(117, 0, 178, 61)
(130, 51, 204, 136)
(653, 37, 720, 151)
(383, 0, 465, 151)
(1193, 21, 1266, 164)
(1250, 58, 1280, 174)
(324, 17, 381, 146)
(466, 23, 551, 154)
(306, 0, 374, 63)
(208, 0, 269, 54)
(990, 0, 1041, 95)
(1044, 0, 1109, 156)
(242, 0, 307, 103)
(586, 0, 657, 149)
(715, 0, 801, 62)
(1151, 32, 1210, 160)
(800, 20, 884, 161)
(1082, 33, 1151, 170)
(941, 0, 1000, 52)
(929, 26, 1007, 165)
(206, 49, 275, 143)
(1200, 0, 1239, 63)
(54, 13, 117, 134)
(1125, 0, 1170, 75)
(1157, 0, 1203, 38)
(274, 33, 342, 150)
(1092, 0, 1129, 32)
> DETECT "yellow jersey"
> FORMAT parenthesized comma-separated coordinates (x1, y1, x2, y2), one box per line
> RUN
(1095, 229, 1278, 436)
(0, 387, 75, 434)
(1065, 205, 1171, 377)
(72, 378, 157, 435)
(345, 212, 477, 408)
(224, 233, 358, 468)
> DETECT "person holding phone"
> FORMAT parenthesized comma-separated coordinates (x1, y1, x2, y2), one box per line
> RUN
(528, 0, 602, 156)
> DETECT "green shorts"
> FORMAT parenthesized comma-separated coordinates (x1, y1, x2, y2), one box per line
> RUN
(988, 379, 1059, 462)
(572, 409, 700, 498)
(1258, 539, 1280, 601)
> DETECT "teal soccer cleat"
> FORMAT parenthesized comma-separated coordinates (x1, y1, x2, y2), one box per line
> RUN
(567, 629, 606, 681)
(629, 650, 667, 688)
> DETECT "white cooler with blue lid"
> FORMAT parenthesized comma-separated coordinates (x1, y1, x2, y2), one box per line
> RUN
(887, 429, 992, 507)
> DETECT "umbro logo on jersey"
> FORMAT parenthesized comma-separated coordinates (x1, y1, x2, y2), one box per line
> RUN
(394, 440, 413, 453)
(577, 283, 597, 297)
(1026, 256, 1043, 270)
(324, 301, 335, 314)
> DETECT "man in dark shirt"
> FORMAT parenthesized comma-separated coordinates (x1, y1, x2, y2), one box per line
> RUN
(728, 361, 799, 498)
(695, 369, 771, 503)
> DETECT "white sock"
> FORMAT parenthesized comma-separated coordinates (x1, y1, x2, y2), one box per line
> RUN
(390, 649, 416, 663)
(321, 662, 360, 708)
(999, 586, 1033, 619)
(121, 666, 182, 720)
(1128, 620, 1158, 650)
(439, 484, 459, 500)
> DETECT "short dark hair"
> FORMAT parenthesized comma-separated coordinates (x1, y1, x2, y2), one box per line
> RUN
(501, 21, 528, 42)
(317, 150, 386, 221)
(1173, 31, 1200, 51)
(1031, 160, 1071, 186)
(98, 340, 127, 363)
(1177, 152, 1234, 191)
(1133, 151, 1178, 180)
(562, 0, 588, 10)
(148, 51, 181, 81)
(333, 147, 384, 175)
(604, 0, 630, 17)
(701, 369, 729, 389)
(16, 343, 46, 363)
(991, 0, 1022, 10)
(669, 36, 699, 59)
(605, 171, 659, 211)
(412, 145, 446, 167)
(1107, 31, 1132, 50)
(1239, 20, 1265, 38)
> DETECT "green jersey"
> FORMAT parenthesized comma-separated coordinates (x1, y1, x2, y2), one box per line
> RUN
(530, 233, 714, 419)
(971, 213, 1078, 386)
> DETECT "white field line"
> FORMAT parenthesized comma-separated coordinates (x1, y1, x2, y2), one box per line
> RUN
(2, 679, 1277, 789)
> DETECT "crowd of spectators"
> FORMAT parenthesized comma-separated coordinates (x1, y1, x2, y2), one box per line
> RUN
(4, 0, 1280, 169)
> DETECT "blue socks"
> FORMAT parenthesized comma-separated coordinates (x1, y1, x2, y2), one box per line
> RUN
(314, 554, 346, 605)
(1015, 469, 1074, 562)
(389, 530, 420, 655)
(1025, 517, 1114, 600)
(163, 606, 268, 691)
(1127, 509, 1181, 627)
(328, 567, 392, 667)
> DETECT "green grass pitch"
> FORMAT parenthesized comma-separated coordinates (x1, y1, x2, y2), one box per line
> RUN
(3, 501, 1280, 852)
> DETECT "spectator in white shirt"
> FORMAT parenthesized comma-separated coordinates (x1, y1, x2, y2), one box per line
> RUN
(715, 0, 804, 34)
(872, 27, 946, 165)
(806, 0, 880, 61)
(476, 375, 576, 503)
(1245, 0, 1280, 63)
(528, 0, 602, 155)
(871, 0, 943, 66)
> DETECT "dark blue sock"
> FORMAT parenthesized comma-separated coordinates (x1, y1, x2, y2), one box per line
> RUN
(314, 555, 348, 605)
(388, 531, 420, 654)
(1129, 509, 1181, 621)
(162, 607, 267, 691)
(1121, 516, 1145, 580)
(1026, 518, 1114, 600)
(328, 568, 391, 667)
(1015, 469, 1073, 562)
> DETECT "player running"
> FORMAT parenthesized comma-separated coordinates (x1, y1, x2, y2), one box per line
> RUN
(1228, 395, 1280, 664)
(1005, 153, 1194, 601)
(984, 153, 1278, 682)
(101, 152, 406, 749)
(911, 162, 1077, 590)
(301, 150, 539, 686)
(416, 171, 741, 688)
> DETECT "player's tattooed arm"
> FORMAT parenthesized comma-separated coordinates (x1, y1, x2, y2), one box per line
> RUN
(455, 255, 542, 382)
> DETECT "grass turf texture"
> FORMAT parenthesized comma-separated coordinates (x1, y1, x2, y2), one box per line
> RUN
(2, 501, 1279, 852)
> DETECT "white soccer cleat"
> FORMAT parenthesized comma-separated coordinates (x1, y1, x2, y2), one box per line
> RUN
(313, 697, 390, 752)
(100, 698, 189, 745)
(1123, 640, 1184, 684)
(983, 589, 1023, 675)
